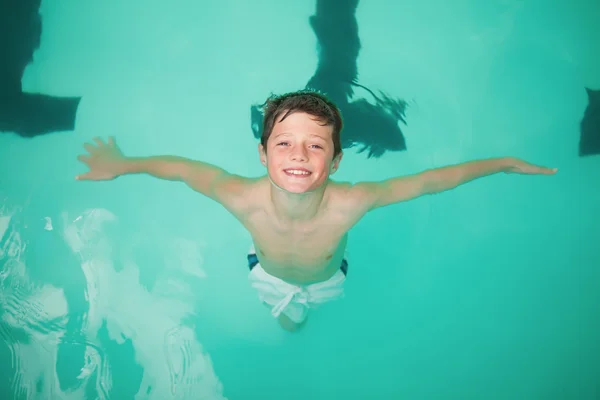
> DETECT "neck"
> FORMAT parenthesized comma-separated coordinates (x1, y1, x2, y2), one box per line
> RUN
(268, 175, 327, 221)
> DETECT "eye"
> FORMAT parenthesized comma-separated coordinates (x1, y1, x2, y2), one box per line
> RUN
(277, 142, 289, 146)
(310, 144, 323, 149)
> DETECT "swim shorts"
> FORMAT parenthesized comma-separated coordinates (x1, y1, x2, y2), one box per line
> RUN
(247, 246, 348, 324)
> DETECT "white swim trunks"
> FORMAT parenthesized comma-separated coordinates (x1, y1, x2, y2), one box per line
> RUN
(247, 246, 348, 324)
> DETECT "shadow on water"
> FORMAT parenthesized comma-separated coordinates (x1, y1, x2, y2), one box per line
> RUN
(579, 87, 600, 157)
(0, 0, 81, 138)
(0, 199, 92, 396)
(250, 0, 409, 159)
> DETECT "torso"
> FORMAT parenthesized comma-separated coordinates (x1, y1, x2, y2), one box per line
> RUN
(247, 212, 349, 285)
(231, 178, 366, 285)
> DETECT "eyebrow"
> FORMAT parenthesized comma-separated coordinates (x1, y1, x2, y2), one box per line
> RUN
(309, 134, 327, 142)
(272, 132, 329, 146)
(274, 132, 327, 141)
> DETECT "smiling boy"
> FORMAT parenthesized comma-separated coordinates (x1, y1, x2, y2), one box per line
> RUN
(76, 90, 557, 331)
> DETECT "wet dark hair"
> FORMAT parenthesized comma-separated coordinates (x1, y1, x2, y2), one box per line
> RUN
(260, 89, 343, 159)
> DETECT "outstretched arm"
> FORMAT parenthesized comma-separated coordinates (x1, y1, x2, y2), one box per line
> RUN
(76, 137, 249, 207)
(354, 157, 557, 210)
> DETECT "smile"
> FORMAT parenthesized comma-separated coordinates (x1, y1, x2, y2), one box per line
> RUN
(283, 169, 311, 177)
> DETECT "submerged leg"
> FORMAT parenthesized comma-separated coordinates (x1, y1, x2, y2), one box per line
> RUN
(277, 312, 307, 332)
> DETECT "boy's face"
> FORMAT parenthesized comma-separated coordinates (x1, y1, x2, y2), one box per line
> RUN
(259, 112, 342, 194)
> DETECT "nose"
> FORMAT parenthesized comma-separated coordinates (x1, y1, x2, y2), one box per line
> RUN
(289, 145, 308, 162)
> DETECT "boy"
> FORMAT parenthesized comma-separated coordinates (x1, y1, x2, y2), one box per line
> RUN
(75, 90, 557, 331)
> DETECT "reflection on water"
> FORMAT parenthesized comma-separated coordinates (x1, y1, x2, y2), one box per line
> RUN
(0, 202, 226, 399)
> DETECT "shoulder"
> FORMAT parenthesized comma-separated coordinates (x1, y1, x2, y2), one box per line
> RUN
(326, 180, 380, 213)
(216, 174, 268, 215)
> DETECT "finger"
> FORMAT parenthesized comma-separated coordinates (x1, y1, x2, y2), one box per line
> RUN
(83, 142, 96, 153)
(77, 154, 90, 164)
(538, 167, 557, 175)
(93, 137, 105, 147)
(75, 171, 94, 181)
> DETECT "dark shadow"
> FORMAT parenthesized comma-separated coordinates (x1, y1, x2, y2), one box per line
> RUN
(97, 321, 143, 400)
(0, 0, 81, 138)
(0, 197, 89, 395)
(251, 0, 409, 158)
(579, 87, 600, 157)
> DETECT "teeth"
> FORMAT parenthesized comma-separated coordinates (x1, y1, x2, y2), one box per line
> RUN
(286, 169, 310, 175)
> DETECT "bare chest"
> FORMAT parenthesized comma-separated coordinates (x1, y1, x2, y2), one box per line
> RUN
(243, 212, 349, 282)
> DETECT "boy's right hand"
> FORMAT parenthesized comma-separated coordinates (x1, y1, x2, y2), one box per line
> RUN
(76, 137, 127, 181)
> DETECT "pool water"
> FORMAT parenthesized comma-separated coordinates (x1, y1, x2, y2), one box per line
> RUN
(1, 0, 599, 399)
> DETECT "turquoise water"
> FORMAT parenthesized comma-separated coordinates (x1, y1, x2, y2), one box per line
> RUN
(1, 0, 599, 399)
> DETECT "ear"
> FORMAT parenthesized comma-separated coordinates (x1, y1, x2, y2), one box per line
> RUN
(329, 152, 343, 174)
(258, 143, 267, 166)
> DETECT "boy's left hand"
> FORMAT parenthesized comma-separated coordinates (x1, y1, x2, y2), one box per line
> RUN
(505, 158, 557, 175)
